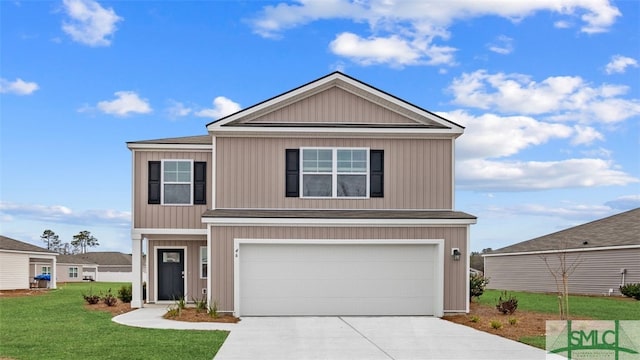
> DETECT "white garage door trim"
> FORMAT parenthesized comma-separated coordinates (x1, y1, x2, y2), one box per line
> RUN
(233, 239, 444, 317)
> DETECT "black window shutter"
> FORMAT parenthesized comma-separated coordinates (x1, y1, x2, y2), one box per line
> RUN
(370, 150, 384, 197)
(285, 149, 300, 197)
(193, 162, 207, 205)
(148, 161, 161, 204)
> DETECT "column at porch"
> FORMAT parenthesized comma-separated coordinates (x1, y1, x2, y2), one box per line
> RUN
(131, 234, 143, 308)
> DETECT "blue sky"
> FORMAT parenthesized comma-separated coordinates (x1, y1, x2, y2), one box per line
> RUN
(1, 0, 639, 253)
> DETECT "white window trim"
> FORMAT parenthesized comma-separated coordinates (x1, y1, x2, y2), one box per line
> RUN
(161, 159, 194, 206)
(41, 266, 51, 275)
(69, 267, 78, 278)
(200, 246, 208, 279)
(300, 147, 370, 199)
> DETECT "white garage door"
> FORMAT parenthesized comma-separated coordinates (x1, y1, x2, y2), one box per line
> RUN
(236, 241, 443, 316)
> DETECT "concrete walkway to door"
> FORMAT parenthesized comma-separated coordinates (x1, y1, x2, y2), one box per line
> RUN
(114, 308, 560, 360)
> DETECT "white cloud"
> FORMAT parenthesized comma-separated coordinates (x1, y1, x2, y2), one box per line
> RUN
(0, 77, 39, 95)
(61, 0, 122, 47)
(487, 35, 513, 55)
(605, 55, 638, 75)
(195, 96, 241, 119)
(448, 70, 640, 123)
(571, 125, 603, 145)
(96, 91, 152, 116)
(250, 0, 620, 66)
(166, 100, 192, 119)
(456, 158, 638, 191)
(604, 195, 640, 210)
(443, 110, 573, 160)
(0, 202, 130, 228)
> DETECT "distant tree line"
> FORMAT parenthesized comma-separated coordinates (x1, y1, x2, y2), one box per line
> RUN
(41, 229, 99, 254)
(470, 248, 493, 272)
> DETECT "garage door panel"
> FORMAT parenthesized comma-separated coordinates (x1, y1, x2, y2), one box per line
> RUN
(238, 242, 440, 316)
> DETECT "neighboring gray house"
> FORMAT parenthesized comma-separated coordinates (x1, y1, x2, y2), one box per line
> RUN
(484, 208, 640, 296)
(0, 235, 57, 290)
(76, 252, 133, 282)
(128, 72, 477, 316)
(53, 255, 98, 282)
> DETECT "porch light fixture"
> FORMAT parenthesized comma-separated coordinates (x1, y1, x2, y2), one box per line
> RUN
(451, 248, 461, 261)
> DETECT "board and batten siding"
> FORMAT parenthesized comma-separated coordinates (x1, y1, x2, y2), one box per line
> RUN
(215, 137, 453, 210)
(0, 252, 29, 290)
(243, 86, 420, 125)
(147, 237, 206, 303)
(485, 248, 640, 295)
(133, 151, 211, 229)
(210, 226, 468, 313)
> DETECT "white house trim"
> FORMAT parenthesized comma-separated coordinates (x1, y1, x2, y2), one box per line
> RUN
(126, 144, 213, 150)
(132, 228, 207, 237)
(483, 244, 640, 257)
(202, 217, 477, 226)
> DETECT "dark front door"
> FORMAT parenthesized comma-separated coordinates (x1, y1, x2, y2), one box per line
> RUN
(157, 249, 184, 300)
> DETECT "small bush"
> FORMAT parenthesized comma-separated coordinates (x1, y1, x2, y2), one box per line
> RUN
(82, 288, 100, 305)
(508, 317, 518, 325)
(620, 283, 640, 300)
(490, 320, 503, 329)
(102, 289, 118, 307)
(470, 315, 480, 323)
(166, 305, 180, 317)
(496, 291, 518, 314)
(208, 300, 218, 318)
(175, 296, 186, 310)
(470, 274, 489, 300)
(117, 284, 132, 303)
(192, 296, 207, 312)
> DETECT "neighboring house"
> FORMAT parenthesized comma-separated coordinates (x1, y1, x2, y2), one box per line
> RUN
(0, 235, 57, 290)
(76, 252, 134, 282)
(127, 72, 477, 316)
(48, 255, 98, 282)
(484, 208, 640, 296)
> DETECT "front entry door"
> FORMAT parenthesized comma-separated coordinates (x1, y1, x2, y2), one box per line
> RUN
(157, 249, 184, 301)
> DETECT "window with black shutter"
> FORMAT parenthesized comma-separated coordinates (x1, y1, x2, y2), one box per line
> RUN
(148, 161, 161, 204)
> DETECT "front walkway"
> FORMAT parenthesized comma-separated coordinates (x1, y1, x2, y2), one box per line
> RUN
(114, 307, 559, 360)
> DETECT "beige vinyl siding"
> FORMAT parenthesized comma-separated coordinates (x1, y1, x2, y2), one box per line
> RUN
(147, 236, 207, 303)
(133, 151, 211, 229)
(55, 264, 84, 282)
(0, 252, 29, 290)
(210, 226, 467, 313)
(484, 248, 640, 295)
(244, 86, 421, 125)
(215, 137, 452, 210)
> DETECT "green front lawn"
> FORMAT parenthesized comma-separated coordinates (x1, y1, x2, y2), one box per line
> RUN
(478, 289, 640, 348)
(479, 289, 640, 320)
(0, 282, 227, 360)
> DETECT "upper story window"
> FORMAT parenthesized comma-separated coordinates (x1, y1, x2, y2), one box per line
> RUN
(301, 148, 368, 198)
(163, 160, 193, 205)
(286, 147, 383, 199)
(148, 160, 207, 205)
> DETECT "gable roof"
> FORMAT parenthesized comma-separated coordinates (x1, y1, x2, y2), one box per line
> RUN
(0, 235, 57, 255)
(76, 252, 132, 266)
(127, 135, 211, 149)
(207, 72, 464, 137)
(488, 208, 640, 255)
(57, 254, 98, 265)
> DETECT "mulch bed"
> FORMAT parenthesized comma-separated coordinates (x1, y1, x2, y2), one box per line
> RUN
(163, 308, 241, 323)
(0, 289, 50, 298)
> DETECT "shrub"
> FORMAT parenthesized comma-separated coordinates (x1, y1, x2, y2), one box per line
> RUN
(82, 288, 100, 305)
(490, 320, 503, 329)
(117, 284, 132, 303)
(496, 291, 518, 314)
(208, 300, 218, 318)
(620, 283, 640, 300)
(470, 274, 489, 300)
(470, 315, 480, 323)
(166, 305, 180, 317)
(175, 296, 186, 310)
(102, 289, 118, 307)
(192, 296, 207, 312)
(508, 317, 518, 325)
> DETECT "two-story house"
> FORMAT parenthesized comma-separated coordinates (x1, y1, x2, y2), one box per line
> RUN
(127, 72, 476, 316)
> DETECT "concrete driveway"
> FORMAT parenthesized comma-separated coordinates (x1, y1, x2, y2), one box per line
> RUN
(214, 316, 553, 360)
